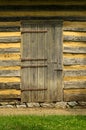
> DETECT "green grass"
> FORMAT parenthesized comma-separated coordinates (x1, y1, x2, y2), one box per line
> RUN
(0, 115, 86, 130)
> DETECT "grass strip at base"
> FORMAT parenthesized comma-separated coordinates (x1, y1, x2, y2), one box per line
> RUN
(0, 115, 86, 130)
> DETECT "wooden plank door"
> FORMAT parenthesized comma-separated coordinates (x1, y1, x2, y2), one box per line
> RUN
(21, 20, 63, 103)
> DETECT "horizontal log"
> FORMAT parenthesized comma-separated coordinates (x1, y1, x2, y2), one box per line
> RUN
(0, 16, 86, 22)
(0, 48, 20, 53)
(63, 27, 86, 32)
(0, 5, 86, 11)
(0, 36, 20, 43)
(0, 0, 86, 6)
(0, 26, 20, 32)
(64, 89, 86, 101)
(0, 83, 20, 89)
(64, 81, 86, 89)
(63, 58, 86, 65)
(0, 60, 20, 66)
(0, 95, 20, 101)
(64, 36, 86, 42)
(64, 70, 86, 76)
(64, 46, 86, 54)
(0, 70, 20, 76)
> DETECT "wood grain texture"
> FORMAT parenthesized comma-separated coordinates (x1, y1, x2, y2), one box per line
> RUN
(64, 46, 86, 54)
(21, 20, 63, 102)
(63, 27, 86, 32)
(0, 70, 20, 77)
(0, 60, 20, 66)
(64, 81, 86, 89)
(0, 26, 20, 32)
(64, 36, 86, 42)
(0, 36, 20, 43)
(63, 57, 86, 65)
(64, 70, 86, 76)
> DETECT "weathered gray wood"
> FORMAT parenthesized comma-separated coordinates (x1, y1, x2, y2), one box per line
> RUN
(0, 48, 20, 53)
(0, 83, 20, 90)
(0, 36, 20, 43)
(0, 26, 20, 32)
(48, 21, 63, 102)
(64, 81, 86, 89)
(0, 60, 20, 66)
(37, 24, 46, 102)
(64, 47, 86, 54)
(21, 20, 63, 103)
(57, 70, 63, 101)
(0, 70, 20, 76)
(63, 27, 86, 32)
(57, 21, 63, 70)
(64, 70, 86, 76)
(64, 36, 86, 42)
(64, 58, 86, 65)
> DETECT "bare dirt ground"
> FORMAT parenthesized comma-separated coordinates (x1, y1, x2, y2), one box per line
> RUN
(0, 108, 86, 116)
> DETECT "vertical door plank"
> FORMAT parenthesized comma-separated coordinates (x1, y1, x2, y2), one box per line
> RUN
(56, 21, 63, 101)
(37, 24, 45, 101)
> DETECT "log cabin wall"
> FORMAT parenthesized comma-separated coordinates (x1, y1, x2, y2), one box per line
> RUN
(0, 22, 21, 102)
(63, 21, 86, 101)
(0, 0, 85, 103)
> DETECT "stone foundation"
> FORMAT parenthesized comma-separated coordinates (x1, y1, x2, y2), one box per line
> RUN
(0, 101, 86, 108)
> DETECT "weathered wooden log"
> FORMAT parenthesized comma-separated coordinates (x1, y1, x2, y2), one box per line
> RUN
(64, 36, 86, 42)
(0, 26, 20, 32)
(63, 27, 86, 32)
(0, 70, 20, 76)
(64, 47, 86, 54)
(0, 36, 21, 43)
(0, 82, 20, 90)
(64, 81, 86, 89)
(63, 58, 86, 65)
(0, 60, 20, 66)
(64, 70, 86, 76)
